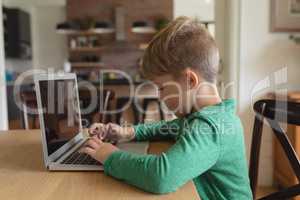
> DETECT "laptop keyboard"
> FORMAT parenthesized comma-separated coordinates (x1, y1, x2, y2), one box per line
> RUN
(61, 151, 101, 165)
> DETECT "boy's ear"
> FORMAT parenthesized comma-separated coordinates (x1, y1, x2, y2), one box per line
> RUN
(185, 68, 199, 89)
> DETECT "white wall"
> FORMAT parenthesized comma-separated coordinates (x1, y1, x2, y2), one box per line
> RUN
(2, 1, 67, 130)
(31, 5, 67, 70)
(174, 0, 214, 21)
(240, 0, 300, 185)
(3, 1, 67, 70)
(0, 0, 8, 130)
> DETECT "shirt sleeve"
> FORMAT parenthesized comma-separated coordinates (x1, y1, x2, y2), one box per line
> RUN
(103, 117, 221, 194)
(133, 118, 181, 141)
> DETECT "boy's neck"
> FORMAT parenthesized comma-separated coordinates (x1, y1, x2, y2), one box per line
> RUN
(177, 83, 222, 117)
(192, 83, 222, 112)
(191, 96, 222, 112)
(194, 83, 221, 108)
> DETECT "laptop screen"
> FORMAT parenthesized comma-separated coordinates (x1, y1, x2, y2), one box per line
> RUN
(39, 78, 81, 155)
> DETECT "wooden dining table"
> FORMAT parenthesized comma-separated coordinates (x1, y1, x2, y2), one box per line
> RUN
(0, 130, 200, 200)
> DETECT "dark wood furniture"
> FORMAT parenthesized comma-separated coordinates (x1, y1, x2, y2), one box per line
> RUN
(269, 92, 300, 200)
(20, 90, 39, 129)
(79, 89, 114, 126)
(64, 0, 173, 79)
(66, 0, 173, 44)
(115, 97, 165, 125)
(3, 7, 32, 59)
(141, 98, 164, 123)
(115, 97, 139, 125)
(249, 99, 300, 199)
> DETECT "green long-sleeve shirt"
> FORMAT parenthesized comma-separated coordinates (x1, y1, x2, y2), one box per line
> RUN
(103, 99, 252, 200)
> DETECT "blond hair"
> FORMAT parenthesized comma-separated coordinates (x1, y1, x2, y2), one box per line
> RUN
(141, 16, 219, 83)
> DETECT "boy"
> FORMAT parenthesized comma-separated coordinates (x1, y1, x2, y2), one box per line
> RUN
(81, 17, 252, 200)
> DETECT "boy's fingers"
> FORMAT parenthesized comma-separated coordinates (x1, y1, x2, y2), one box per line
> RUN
(88, 129, 98, 136)
(86, 139, 99, 149)
(99, 128, 108, 139)
(103, 123, 114, 140)
(89, 123, 98, 131)
(88, 127, 94, 135)
(91, 136, 103, 144)
(80, 147, 95, 156)
(88, 123, 105, 136)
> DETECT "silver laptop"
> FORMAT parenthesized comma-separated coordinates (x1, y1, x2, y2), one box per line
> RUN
(35, 73, 148, 171)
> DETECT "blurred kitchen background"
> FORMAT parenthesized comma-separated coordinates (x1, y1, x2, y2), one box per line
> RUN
(3, 0, 217, 129)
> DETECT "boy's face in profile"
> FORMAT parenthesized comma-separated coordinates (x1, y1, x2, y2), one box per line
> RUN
(152, 73, 191, 116)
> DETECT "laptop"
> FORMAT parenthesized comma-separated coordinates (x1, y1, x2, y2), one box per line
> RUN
(34, 73, 149, 171)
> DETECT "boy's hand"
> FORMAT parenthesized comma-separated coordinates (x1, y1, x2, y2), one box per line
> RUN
(80, 136, 119, 163)
(88, 123, 107, 139)
(88, 123, 135, 143)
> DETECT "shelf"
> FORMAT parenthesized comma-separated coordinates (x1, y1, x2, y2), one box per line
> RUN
(71, 62, 105, 68)
(57, 28, 115, 35)
(92, 28, 115, 34)
(131, 27, 156, 34)
(56, 29, 77, 34)
(69, 47, 104, 52)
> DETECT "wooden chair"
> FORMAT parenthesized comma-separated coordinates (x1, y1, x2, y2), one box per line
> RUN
(141, 98, 165, 123)
(115, 97, 165, 125)
(115, 97, 139, 125)
(78, 89, 114, 127)
(249, 99, 300, 199)
(20, 90, 39, 129)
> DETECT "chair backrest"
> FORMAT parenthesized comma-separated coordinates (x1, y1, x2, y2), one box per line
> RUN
(249, 99, 300, 200)
(20, 90, 38, 129)
(102, 90, 113, 123)
(78, 89, 114, 124)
